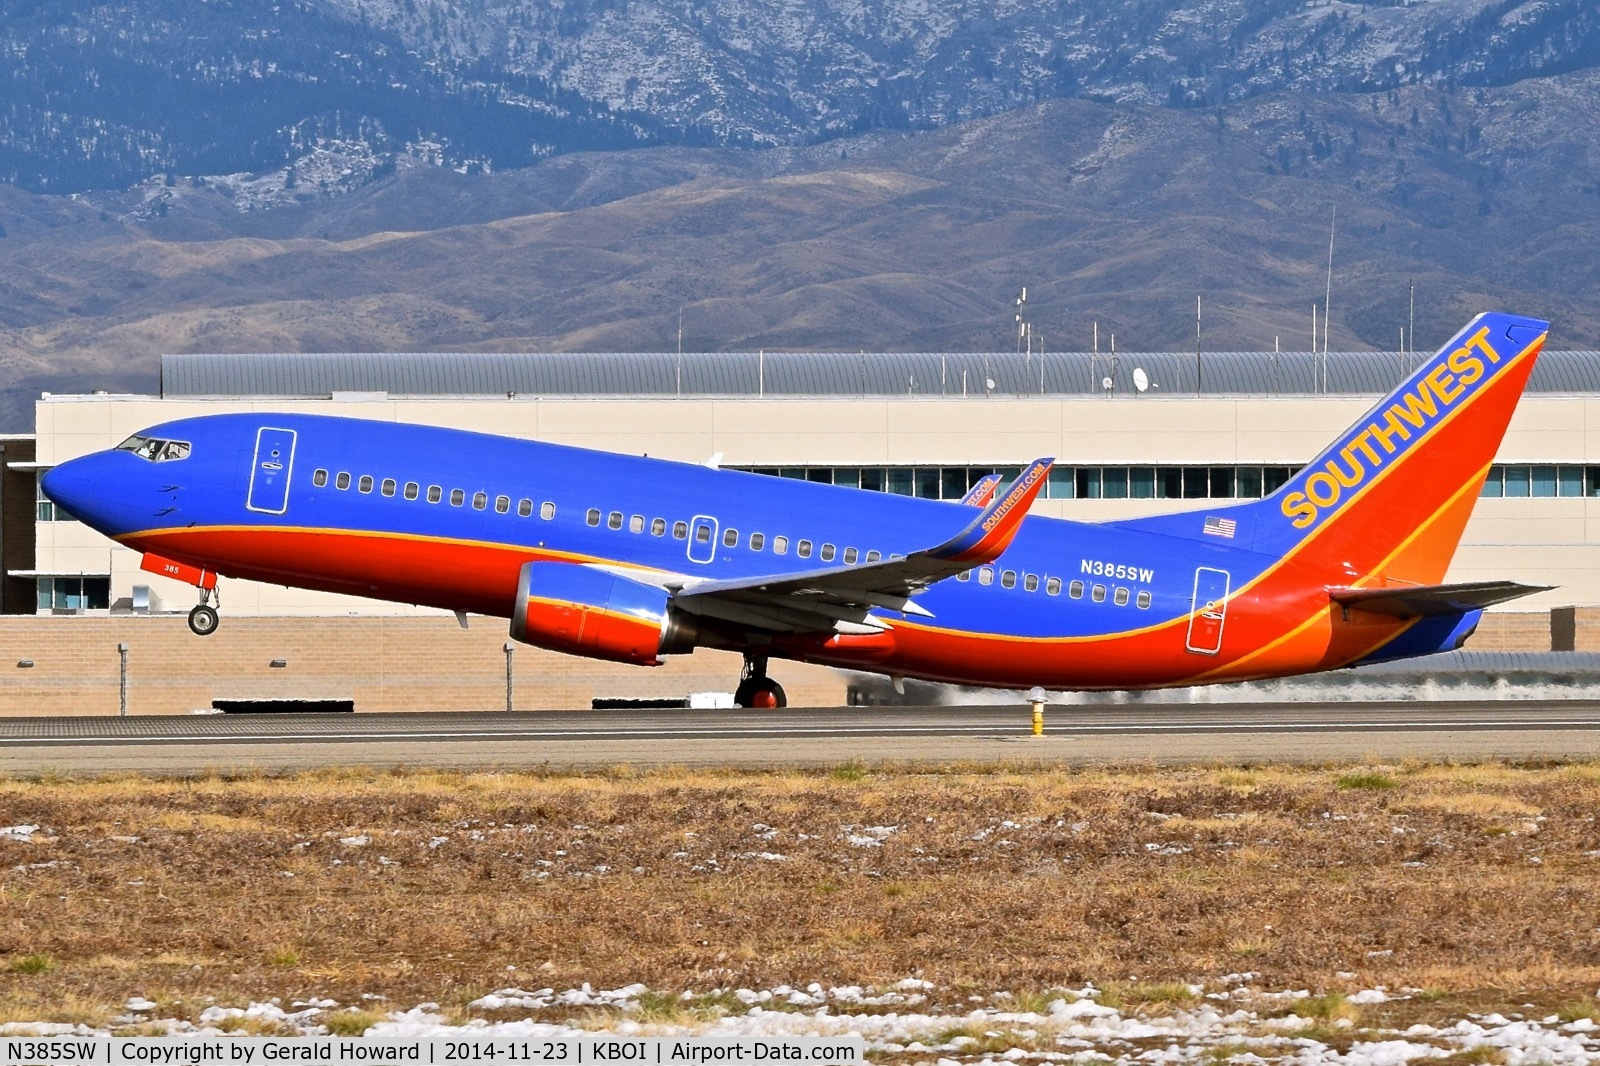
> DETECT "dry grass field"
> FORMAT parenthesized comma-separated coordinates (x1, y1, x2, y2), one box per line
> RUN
(1, 761, 1598, 1034)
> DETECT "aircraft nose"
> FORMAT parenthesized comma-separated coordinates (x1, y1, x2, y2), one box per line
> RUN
(40, 452, 124, 532)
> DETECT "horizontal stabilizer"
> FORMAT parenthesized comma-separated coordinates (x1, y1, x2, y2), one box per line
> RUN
(1328, 580, 1553, 618)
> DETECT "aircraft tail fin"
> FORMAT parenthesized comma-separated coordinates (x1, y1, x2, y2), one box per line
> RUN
(1253, 312, 1547, 586)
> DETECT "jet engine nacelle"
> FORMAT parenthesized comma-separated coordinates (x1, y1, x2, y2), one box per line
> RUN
(510, 562, 697, 666)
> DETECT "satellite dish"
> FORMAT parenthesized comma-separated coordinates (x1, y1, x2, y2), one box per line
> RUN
(1133, 368, 1149, 392)
(985, 377, 997, 391)
(1101, 376, 1114, 391)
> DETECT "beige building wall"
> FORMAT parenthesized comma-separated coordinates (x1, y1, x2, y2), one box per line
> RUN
(26, 392, 1600, 617)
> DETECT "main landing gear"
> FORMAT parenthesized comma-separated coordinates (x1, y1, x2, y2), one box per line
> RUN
(734, 652, 787, 709)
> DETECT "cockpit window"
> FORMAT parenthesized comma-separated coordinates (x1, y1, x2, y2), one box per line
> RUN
(116, 435, 191, 462)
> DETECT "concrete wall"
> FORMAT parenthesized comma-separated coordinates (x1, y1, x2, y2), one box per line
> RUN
(0, 611, 1592, 717)
(0, 617, 850, 716)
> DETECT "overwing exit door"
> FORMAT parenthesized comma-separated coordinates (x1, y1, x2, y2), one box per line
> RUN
(687, 515, 718, 564)
(246, 427, 297, 515)
(1185, 566, 1231, 655)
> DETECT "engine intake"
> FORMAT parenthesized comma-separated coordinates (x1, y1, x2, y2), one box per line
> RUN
(510, 562, 697, 666)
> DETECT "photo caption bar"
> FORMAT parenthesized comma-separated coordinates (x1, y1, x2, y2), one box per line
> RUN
(0, 1038, 865, 1066)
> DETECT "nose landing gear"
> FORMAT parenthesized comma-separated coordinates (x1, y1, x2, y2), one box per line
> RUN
(187, 584, 221, 636)
(141, 553, 222, 637)
(734, 652, 787, 709)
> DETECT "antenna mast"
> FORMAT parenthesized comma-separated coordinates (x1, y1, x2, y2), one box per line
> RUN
(1323, 205, 1336, 355)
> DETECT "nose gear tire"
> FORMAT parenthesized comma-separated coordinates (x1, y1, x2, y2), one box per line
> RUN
(188, 604, 219, 636)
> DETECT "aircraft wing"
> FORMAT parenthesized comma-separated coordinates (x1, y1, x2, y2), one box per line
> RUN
(1327, 580, 1553, 618)
(670, 458, 1052, 635)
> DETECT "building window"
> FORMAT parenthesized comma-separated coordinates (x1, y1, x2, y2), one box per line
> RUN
(37, 576, 110, 612)
(35, 478, 70, 522)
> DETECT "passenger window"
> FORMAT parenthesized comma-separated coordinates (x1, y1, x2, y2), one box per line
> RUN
(866, 550, 881, 563)
(958, 570, 971, 582)
(313, 469, 329, 487)
(651, 518, 666, 536)
(673, 521, 688, 539)
(631, 515, 645, 533)
(723, 528, 738, 547)
(773, 536, 789, 555)
(1024, 574, 1039, 592)
(797, 540, 813, 559)
(1092, 584, 1107, 603)
(1069, 580, 1084, 599)
(381, 479, 396, 497)
(450, 489, 465, 506)
(979, 568, 994, 586)
(694, 524, 711, 543)
(749, 532, 765, 551)
(358, 475, 374, 493)
(427, 485, 443, 504)
(516, 499, 532, 517)
(1114, 587, 1130, 606)
(404, 482, 419, 500)
(1001, 570, 1016, 589)
(820, 543, 836, 562)
(586, 509, 601, 526)
(496, 496, 511, 514)
(1046, 577, 1061, 596)
(608, 511, 623, 529)
(472, 491, 487, 510)
(843, 547, 857, 564)
(1136, 590, 1152, 609)
(335, 472, 351, 490)
(540, 502, 556, 520)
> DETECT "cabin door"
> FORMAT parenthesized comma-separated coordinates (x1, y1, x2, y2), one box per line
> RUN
(1185, 566, 1231, 655)
(687, 515, 718, 564)
(246, 427, 297, 515)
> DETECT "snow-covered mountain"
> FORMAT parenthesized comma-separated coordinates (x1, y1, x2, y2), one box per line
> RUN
(4, 0, 1598, 193)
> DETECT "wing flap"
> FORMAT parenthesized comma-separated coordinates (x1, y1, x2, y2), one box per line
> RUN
(1328, 580, 1553, 618)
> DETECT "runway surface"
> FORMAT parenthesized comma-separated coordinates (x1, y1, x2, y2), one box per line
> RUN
(2, 700, 1599, 774)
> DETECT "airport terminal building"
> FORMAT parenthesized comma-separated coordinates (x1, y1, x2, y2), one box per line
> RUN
(5, 347, 1600, 712)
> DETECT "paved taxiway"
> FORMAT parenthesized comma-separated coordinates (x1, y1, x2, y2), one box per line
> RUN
(1, 700, 1598, 774)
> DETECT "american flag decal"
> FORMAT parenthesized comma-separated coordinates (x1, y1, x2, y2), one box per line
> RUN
(1203, 515, 1237, 539)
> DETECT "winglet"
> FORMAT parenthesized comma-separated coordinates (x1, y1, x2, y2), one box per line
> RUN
(960, 473, 1004, 507)
(931, 458, 1053, 564)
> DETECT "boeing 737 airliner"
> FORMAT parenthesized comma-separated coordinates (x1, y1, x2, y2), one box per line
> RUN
(42, 313, 1550, 707)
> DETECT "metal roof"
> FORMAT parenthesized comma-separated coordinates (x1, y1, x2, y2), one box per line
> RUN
(160, 350, 1600, 399)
